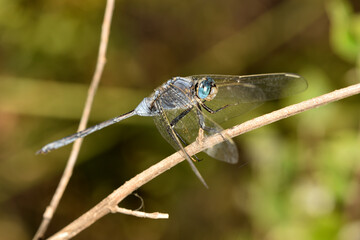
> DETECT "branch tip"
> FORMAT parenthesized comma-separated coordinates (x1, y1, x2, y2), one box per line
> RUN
(111, 206, 169, 219)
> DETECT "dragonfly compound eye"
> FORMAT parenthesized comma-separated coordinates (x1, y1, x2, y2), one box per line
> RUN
(197, 77, 218, 101)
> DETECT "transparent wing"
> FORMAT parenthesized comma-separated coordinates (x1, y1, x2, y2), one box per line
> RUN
(153, 107, 195, 152)
(151, 82, 196, 152)
(153, 107, 238, 164)
(189, 73, 307, 122)
(200, 112, 239, 164)
(152, 98, 209, 187)
(152, 83, 238, 163)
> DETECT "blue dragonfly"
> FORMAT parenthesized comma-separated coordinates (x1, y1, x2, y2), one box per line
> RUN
(38, 73, 307, 187)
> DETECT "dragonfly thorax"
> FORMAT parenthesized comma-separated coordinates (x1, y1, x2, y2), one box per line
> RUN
(134, 77, 196, 116)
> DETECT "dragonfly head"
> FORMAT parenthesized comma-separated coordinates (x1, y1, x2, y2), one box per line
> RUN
(196, 77, 218, 101)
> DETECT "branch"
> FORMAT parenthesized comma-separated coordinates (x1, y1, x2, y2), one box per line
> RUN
(109, 206, 169, 219)
(33, 1, 115, 239)
(47, 83, 360, 240)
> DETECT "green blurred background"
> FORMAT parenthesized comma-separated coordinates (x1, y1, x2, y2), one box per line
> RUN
(0, 0, 360, 239)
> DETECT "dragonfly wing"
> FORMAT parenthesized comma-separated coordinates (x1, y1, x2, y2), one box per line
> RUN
(201, 114, 239, 164)
(152, 99, 209, 187)
(189, 73, 307, 123)
(152, 79, 203, 154)
(154, 104, 239, 164)
(153, 107, 198, 153)
(151, 82, 196, 153)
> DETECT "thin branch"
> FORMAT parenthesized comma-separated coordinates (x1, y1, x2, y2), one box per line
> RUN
(109, 206, 169, 219)
(33, 1, 115, 239)
(47, 83, 360, 240)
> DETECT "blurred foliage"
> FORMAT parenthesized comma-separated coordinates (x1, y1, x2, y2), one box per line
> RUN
(0, 0, 360, 240)
(327, 0, 360, 63)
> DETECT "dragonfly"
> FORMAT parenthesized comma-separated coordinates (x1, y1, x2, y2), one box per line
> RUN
(38, 73, 307, 187)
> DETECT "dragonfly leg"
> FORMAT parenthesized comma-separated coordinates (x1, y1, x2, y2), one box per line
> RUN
(199, 102, 231, 137)
(170, 107, 193, 127)
(196, 107, 217, 133)
(168, 107, 201, 161)
(196, 108, 217, 139)
(196, 107, 228, 142)
(201, 103, 229, 114)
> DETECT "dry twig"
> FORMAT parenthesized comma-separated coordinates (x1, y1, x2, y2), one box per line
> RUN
(47, 83, 360, 240)
(33, 1, 115, 239)
(109, 206, 169, 219)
